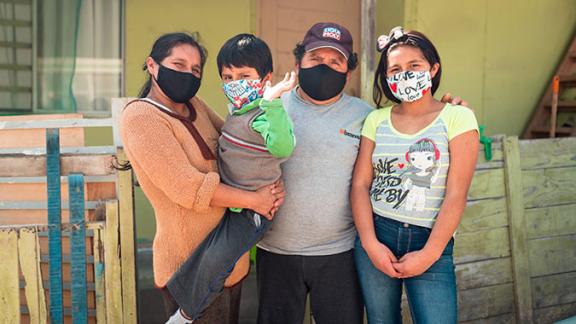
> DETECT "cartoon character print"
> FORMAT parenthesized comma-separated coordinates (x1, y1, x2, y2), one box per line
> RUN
(223, 79, 264, 110)
(401, 138, 441, 211)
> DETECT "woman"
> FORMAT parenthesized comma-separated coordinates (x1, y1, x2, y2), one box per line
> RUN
(119, 32, 284, 323)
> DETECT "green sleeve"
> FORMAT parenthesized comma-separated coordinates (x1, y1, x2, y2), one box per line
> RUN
(446, 105, 479, 140)
(251, 98, 295, 158)
(361, 109, 386, 141)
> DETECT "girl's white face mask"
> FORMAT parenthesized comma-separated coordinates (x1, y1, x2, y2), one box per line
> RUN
(386, 70, 432, 102)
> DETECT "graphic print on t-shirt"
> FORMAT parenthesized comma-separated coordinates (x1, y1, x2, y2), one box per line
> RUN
(370, 138, 441, 212)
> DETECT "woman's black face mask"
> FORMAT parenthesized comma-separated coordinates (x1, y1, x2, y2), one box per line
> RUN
(154, 63, 201, 103)
(298, 64, 347, 101)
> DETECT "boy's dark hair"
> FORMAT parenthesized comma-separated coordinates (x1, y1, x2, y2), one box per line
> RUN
(292, 43, 359, 71)
(373, 30, 442, 107)
(217, 34, 273, 78)
(139, 32, 207, 98)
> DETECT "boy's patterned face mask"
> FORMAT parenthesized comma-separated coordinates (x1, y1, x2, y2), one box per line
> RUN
(222, 79, 264, 109)
(386, 70, 432, 103)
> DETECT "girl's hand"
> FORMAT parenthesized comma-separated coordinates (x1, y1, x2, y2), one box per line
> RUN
(392, 249, 439, 278)
(364, 240, 401, 278)
(262, 72, 297, 101)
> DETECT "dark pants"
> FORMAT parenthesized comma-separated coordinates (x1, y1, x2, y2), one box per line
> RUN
(256, 248, 364, 324)
(167, 209, 271, 320)
(160, 283, 243, 324)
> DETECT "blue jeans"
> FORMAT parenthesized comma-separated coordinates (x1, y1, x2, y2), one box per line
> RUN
(167, 208, 270, 320)
(354, 215, 457, 324)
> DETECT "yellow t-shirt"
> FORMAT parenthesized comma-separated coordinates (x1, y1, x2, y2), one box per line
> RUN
(361, 103, 478, 228)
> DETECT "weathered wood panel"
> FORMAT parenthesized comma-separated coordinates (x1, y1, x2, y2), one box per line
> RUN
(0, 154, 116, 177)
(18, 228, 47, 324)
(533, 302, 576, 324)
(520, 137, 576, 170)
(104, 200, 123, 323)
(458, 283, 515, 322)
(0, 113, 84, 149)
(460, 313, 515, 324)
(525, 204, 576, 239)
(468, 168, 506, 201)
(454, 227, 510, 264)
(459, 197, 508, 234)
(0, 230, 20, 324)
(456, 258, 513, 290)
(528, 234, 576, 277)
(532, 272, 576, 309)
(522, 167, 576, 209)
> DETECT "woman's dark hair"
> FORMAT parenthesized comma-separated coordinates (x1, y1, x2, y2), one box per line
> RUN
(217, 34, 273, 78)
(138, 32, 208, 98)
(373, 30, 442, 108)
(292, 43, 358, 71)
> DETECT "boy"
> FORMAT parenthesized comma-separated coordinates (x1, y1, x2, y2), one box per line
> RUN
(166, 33, 296, 323)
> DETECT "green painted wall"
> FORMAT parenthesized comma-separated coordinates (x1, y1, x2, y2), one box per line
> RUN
(376, 0, 576, 136)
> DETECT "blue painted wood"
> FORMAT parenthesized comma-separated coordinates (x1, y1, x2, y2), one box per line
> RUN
(69, 174, 88, 324)
(46, 128, 63, 324)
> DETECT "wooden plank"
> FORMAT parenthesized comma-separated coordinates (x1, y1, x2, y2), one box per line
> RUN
(0, 118, 113, 130)
(0, 114, 84, 149)
(519, 137, 576, 170)
(0, 175, 117, 183)
(532, 272, 576, 308)
(0, 154, 116, 177)
(0, 229, 20, 324)
(533, 302, 576, 324)
(359, 0, 375, 102)
(460, 313, 515, 324)
(458, 283, 515, 322)
(117, 149, 138, 323)
(468, 168, 506, 201)
(0, 181, 115, 202)
(112, 98, 136, 148)
(93, 229, 106, 324)
(0, 200, 102, 210)
(522, 167, 576, 208)
(46, 129, 64, 324)
(459, 197, 508, 234)
(104, 200, 123, 323)
(454, 227, 510, 264)
(18, 228, 47, 324)
(69, 174, 88, 323)
(502, 136, 534, 323)
(456, 257, 513, 290)
(528, 234, 576, 277)
(525, 204, 576, 239)
(0, 146, 116, 155)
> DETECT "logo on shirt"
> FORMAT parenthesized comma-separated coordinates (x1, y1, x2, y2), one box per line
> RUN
(323, 27, 341, 40)
(339, 128, 360, 140)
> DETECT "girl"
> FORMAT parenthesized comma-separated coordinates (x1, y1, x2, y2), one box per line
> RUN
(351, 27, 479, 323)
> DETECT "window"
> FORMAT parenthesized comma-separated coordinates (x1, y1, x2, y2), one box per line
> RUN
(0, 0, 123, 116)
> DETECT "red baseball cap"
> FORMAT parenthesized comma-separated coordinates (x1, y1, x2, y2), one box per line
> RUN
(301, 22, 353, 60)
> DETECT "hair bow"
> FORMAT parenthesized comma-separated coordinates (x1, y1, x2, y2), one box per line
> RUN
(377, 26, 405, 52)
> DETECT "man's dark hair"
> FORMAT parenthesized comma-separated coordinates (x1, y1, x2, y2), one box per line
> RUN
(292, 43, 358, 71)
(217, 34, 273, 78)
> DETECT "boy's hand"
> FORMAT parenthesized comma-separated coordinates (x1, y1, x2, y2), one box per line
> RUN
(262, 71, 297, 101)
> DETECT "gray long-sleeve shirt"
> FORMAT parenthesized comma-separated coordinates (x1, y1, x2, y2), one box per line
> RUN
(257, 88, 373, 256)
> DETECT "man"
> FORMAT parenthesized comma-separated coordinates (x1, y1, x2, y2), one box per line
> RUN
(256, 22, 369, 324)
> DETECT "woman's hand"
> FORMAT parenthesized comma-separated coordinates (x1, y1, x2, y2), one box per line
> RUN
(392, 249, 439, 278)
(252, 180, 286, 219)
(363, 239, 401, 278)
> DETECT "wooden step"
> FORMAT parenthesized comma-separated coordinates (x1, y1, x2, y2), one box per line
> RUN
(559, 75, 576, 83)
(531, 127, 574, 136)
(545, 101, 576, 112)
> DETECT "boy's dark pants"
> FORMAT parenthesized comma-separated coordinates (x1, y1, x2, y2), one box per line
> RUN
(166, 208, 270, 320)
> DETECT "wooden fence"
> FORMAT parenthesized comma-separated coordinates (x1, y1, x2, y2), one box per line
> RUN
(407, 136, 576, 323)
(0, 99, 137, 323)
